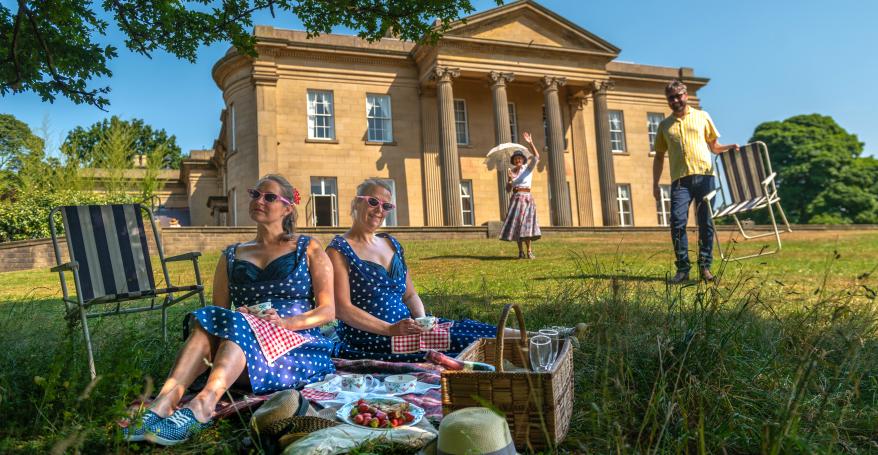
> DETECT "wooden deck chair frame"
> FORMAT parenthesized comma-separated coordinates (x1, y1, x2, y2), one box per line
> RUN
(49, 204, 206, 378)
(704, 141, 792, 261)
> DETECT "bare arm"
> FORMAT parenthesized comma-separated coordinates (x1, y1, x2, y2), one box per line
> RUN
(708, 139, 739, 155)
(327, 247, 424, 336)
(402, 270, 426, 318)
(652, 150, 665, 200)
(522, 131, 540, 160)
(212, 253, 230, 309)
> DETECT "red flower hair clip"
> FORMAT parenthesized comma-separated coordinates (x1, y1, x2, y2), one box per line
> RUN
(292, 188, 301, 205)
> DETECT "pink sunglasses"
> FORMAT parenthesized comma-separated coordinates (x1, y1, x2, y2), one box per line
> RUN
(247, 188, 292, 205)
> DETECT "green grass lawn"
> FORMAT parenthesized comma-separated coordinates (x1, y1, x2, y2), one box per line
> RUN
(1, 230, 877, 453)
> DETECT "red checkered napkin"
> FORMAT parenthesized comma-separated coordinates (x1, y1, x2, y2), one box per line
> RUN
(300, 388, 338, 402)
(392, 321, 454, 354)
(241, 313, 309, 364)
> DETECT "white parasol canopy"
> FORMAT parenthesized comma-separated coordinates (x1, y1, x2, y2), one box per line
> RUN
(483, 143, 531, 170)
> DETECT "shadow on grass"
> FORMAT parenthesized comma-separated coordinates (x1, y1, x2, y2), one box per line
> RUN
(422, 255, 519, 261)
(534, 273, 667, 283)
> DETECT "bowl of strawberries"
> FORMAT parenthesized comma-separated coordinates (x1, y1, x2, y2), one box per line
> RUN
(337, 397, 424, 430)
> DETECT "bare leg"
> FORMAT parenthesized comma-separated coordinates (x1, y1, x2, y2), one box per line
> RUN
(184, 339, 247, 423)
(150, 323, 219, 417)
(525, 239, 532, 256)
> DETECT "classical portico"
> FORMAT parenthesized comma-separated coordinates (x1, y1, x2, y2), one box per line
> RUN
(412, 1, 622, 227)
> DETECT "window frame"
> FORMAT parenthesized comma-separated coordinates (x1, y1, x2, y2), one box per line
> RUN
(616, 184, 633, 227)
(366, 94, 393, 143)
(647, 112, 664, 155)
(609, 110, 627, 154)
(307, 89, 336, 140)
(229, 103, 237, 152)
(310, 177, 339, 227)
(454, 99, 469, 145)
(656, 184, 671, 226)
(508, 102, 518, 143)
(460, 180, 475, 226)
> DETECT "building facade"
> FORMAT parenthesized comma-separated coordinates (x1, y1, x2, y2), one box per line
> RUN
(189, 0, 710, 228)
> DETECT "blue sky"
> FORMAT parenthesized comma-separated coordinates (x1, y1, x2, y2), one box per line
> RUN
(6, 0, 877, 157)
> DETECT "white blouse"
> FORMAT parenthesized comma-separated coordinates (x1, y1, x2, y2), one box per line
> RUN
(510, 156, 538, 189)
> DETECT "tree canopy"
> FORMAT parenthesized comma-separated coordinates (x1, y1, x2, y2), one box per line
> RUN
(0, 113, 45, 196)
(750, 114, 877, 224)
(0, 0, 498, 110)
(62, 116, 182, 169)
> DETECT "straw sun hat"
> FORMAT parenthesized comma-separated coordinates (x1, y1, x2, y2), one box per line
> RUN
(250, 389, 318, 435)
(437, 407, 517, 455)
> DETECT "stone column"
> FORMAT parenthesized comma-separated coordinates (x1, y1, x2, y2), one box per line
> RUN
(432, 67, 463, 226)
(592, 80, 619, 226)
(541, 76, 572, 226)
(568, 91, 595, 226)
(418, 87, 444, 226)
(489, 71, 515, 219)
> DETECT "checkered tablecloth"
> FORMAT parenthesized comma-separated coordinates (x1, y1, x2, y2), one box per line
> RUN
(300, 388, 338, 401)
(242, 313, 309, 364)
(391, 322, 453, 354)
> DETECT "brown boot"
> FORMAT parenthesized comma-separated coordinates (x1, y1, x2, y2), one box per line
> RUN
(700, 268, 715, 282)
(668, 271, 689, 284)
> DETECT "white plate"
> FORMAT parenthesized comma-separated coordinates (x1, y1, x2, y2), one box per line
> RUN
(336, 397, 425, 431)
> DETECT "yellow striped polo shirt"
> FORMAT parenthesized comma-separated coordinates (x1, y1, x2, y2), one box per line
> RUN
(654, 107, 720, 181)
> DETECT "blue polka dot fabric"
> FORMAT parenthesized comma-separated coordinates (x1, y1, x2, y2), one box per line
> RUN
(328, 234, 496, 362)
(190, 235, 335, 394)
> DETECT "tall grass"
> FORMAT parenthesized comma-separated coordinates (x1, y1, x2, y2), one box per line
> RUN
(1, 237, 877, 453)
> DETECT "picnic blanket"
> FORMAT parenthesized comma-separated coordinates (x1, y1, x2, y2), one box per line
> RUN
(122, 358, 447, 429)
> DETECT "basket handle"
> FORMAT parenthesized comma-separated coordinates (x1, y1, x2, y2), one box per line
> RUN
(494, 303, 528, 373)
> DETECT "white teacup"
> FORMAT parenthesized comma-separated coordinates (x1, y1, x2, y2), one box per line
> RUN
(415, 316, 437, 330)
(384, 374, 417, 394)
(340, 374, 377, 393)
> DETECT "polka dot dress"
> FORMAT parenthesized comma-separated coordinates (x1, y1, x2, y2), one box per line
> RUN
(190, 235, 335, 394)
(328, 234, 496, 362)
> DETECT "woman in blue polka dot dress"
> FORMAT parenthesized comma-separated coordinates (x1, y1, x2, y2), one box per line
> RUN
(132, 175, 336, 446)
(327, 179, 499, 362)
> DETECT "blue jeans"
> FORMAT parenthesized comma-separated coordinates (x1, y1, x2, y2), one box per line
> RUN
(670, 175, 716, 273)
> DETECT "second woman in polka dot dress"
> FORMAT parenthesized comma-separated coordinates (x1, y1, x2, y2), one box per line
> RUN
(327, 179, 499, 362)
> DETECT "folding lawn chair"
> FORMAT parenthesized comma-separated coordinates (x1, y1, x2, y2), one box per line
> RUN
(49, 204, 206, 378)
(704, 141, 792, 261)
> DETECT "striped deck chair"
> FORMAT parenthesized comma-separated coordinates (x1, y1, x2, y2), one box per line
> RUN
(705, 141, 792, 261)
(49, 204, 206, 378)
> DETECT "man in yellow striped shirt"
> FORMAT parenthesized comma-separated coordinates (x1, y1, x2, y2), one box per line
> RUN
(653, 80, 738, 283)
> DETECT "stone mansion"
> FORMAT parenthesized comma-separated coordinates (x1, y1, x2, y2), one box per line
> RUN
(173, 0, 711, 228)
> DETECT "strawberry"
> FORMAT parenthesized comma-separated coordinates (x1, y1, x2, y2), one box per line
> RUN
(357, 404, 370, 413)
(403, 411, 414, 422)
(384, 420, 393, 428)
(353, 414, 364, 425)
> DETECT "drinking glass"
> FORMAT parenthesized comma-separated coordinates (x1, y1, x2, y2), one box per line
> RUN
(529, 335, 553, 372)
(538, 329, 560, 369)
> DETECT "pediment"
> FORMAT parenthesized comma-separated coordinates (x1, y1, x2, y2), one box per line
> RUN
(444, 1, 619, 55)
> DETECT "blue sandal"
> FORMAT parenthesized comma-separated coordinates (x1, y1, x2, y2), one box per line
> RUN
(145, 408, 213, 446)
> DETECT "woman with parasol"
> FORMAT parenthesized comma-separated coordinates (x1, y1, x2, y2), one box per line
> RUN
(499, 131, 541, 258)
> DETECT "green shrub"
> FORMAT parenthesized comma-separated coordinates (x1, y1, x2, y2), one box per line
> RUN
(0, 189, 138, 242)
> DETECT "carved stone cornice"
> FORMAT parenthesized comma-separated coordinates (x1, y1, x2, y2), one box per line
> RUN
(431, 67, 461, 83)
(539, 76, 567, 92)
(590, 80, 615, 95)
(488, 71, 515, 87)
(251, 61, 279, 86)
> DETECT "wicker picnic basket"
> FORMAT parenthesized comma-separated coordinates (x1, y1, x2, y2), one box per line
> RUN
(440, 304, 574, 451)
